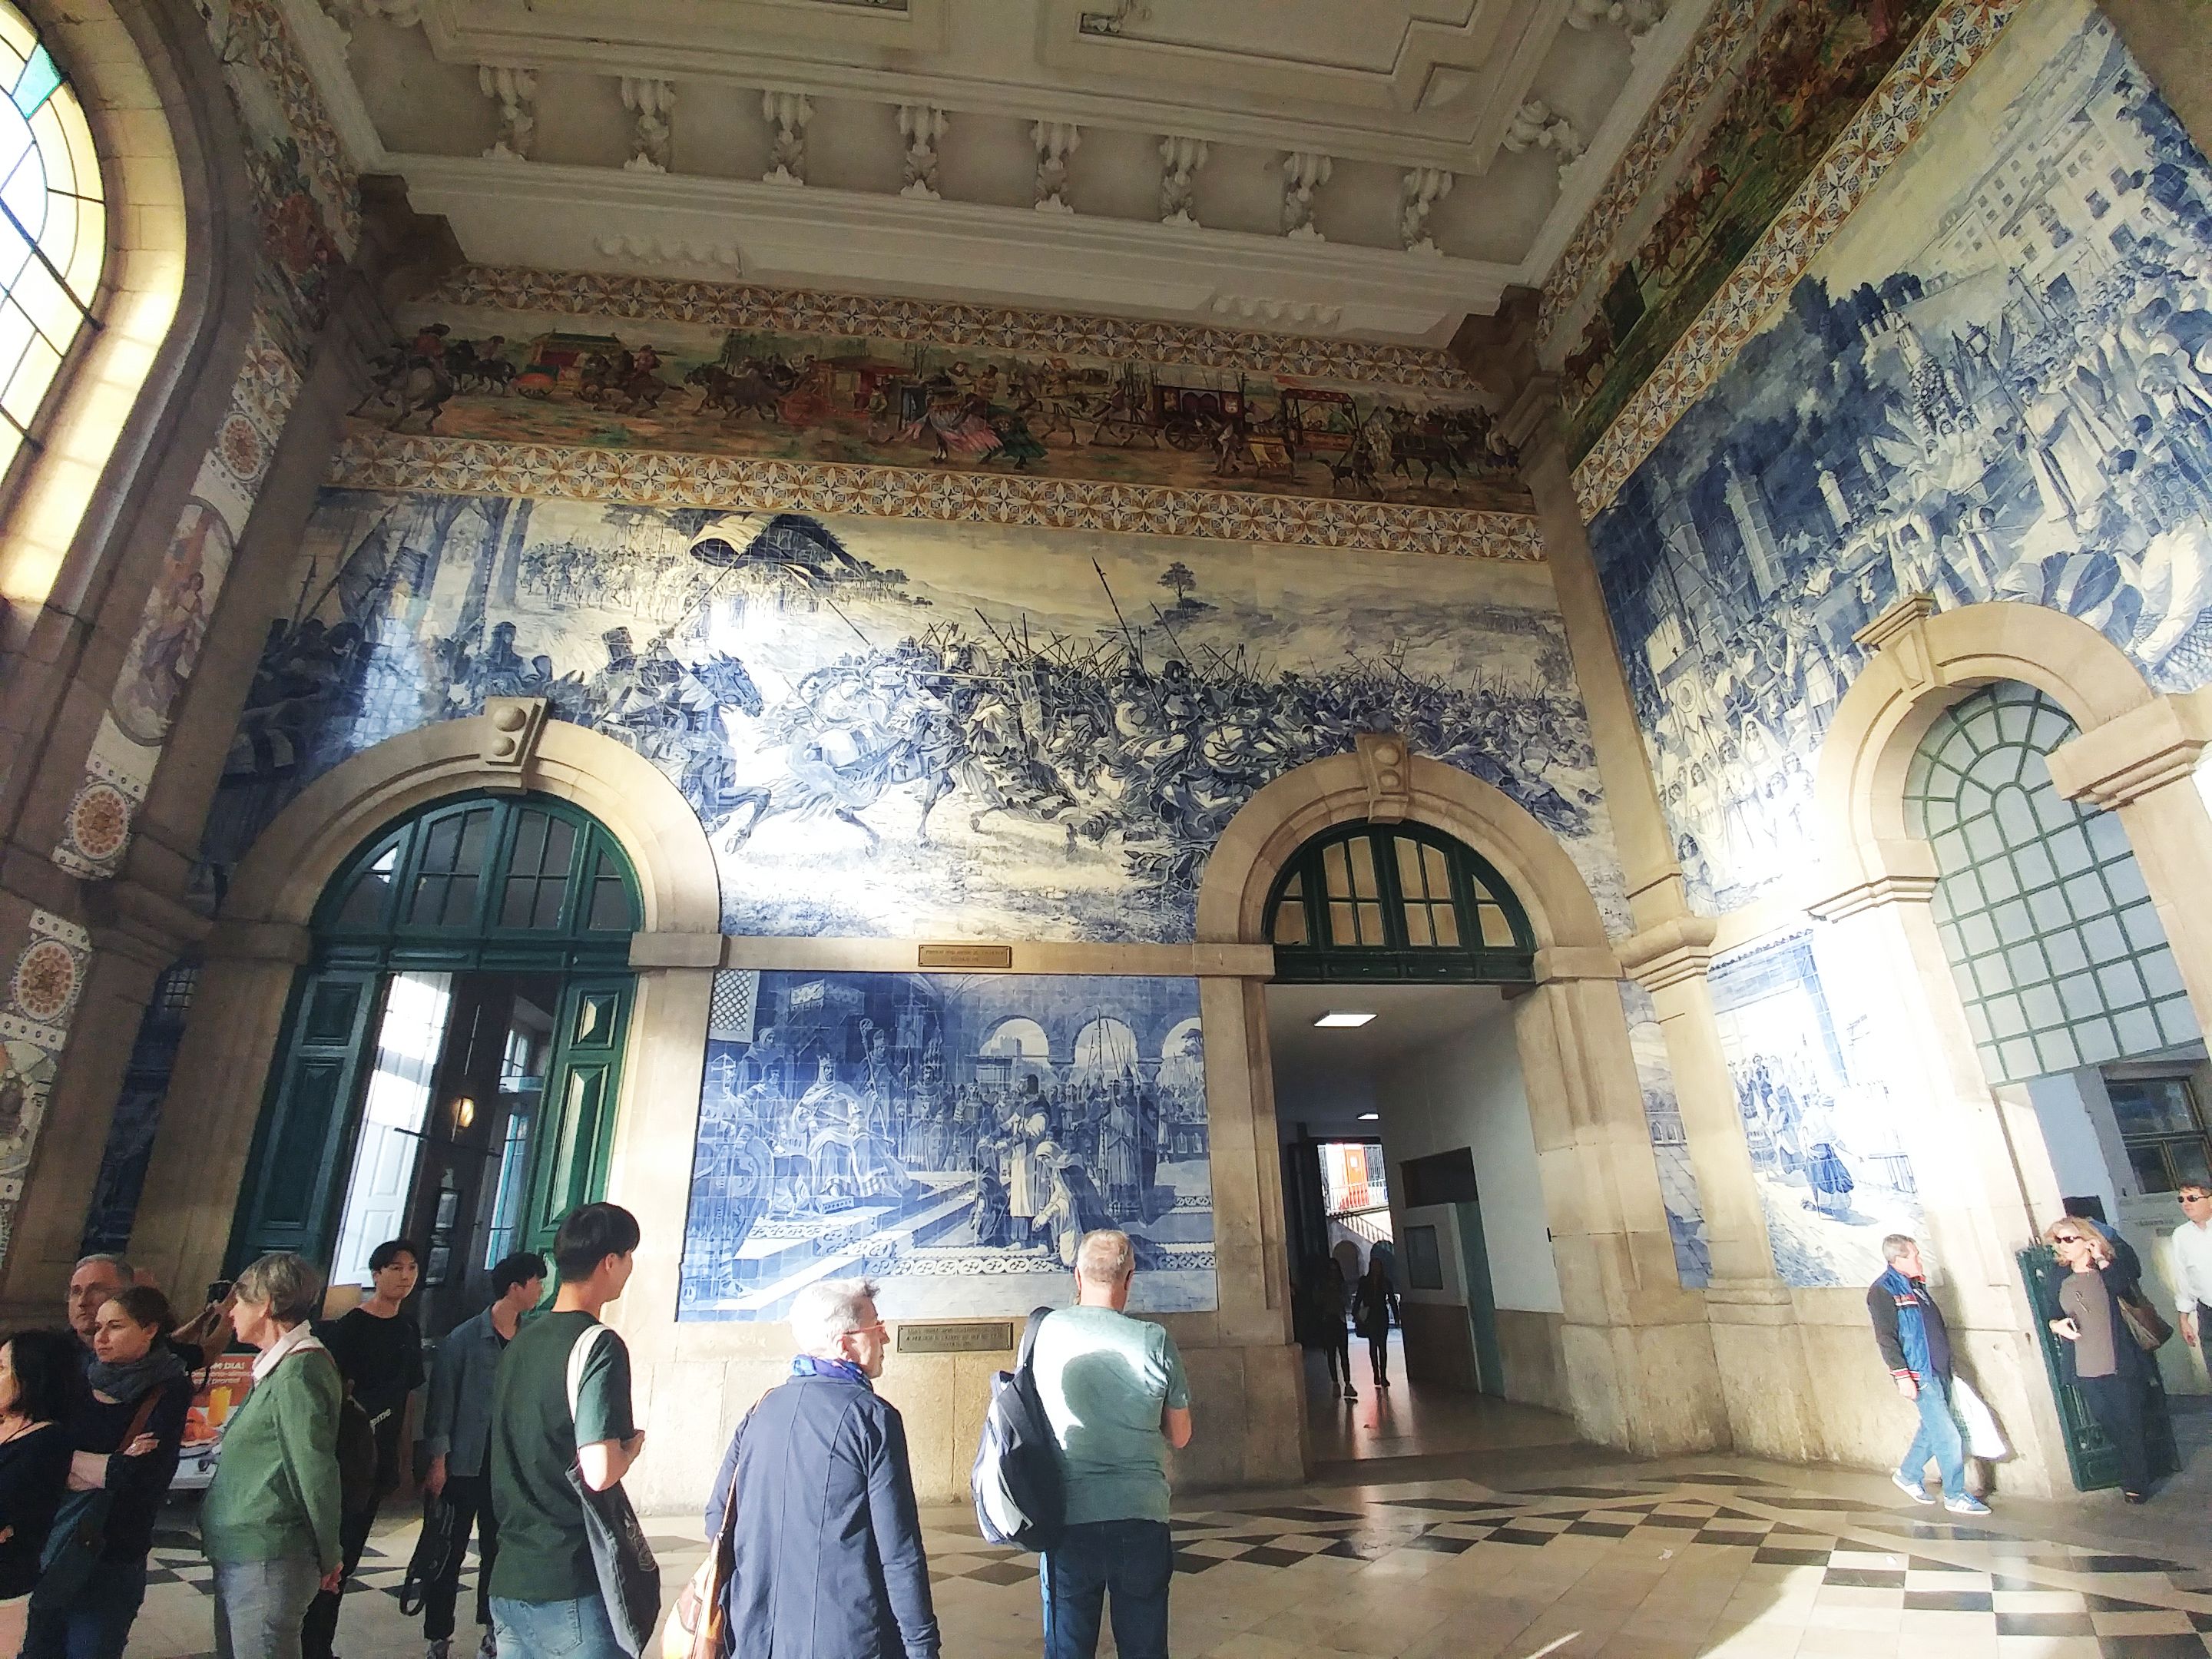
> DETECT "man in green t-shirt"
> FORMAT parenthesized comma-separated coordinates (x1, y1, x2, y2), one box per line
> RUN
(488, 1203, 646, 1659)
(1030, 1229, 1194, 1659)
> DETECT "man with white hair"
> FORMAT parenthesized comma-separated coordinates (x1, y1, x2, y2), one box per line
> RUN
(1031, 1229, 1192, 1659)
(704, 1277, 939, 1659)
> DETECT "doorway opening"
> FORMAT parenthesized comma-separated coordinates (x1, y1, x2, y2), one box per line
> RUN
(230, 793, 640, 1339)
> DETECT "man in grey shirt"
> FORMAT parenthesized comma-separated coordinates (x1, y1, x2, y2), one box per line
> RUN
(1030, 1229, 1193, 1659)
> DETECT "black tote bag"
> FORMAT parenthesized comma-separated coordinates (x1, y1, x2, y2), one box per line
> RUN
(565, 1323, 661, 1658)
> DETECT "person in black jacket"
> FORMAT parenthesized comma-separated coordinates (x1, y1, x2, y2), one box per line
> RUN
(0, 1330, 84, 1657)
(705, 1277, 938, 1659)
(1868, 1233, 1990, 1515)
(24, 1286, 194, 1659)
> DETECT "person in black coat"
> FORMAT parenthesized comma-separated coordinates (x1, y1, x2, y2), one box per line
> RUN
(25, 1286, 194, 1659)
(0, 1330, 84, 1657)
(705, 1278, 938, 1659)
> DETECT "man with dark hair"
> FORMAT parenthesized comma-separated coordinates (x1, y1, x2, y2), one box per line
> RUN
(420, 1252, 547, 1659)
(488, 1206, 644, 1659)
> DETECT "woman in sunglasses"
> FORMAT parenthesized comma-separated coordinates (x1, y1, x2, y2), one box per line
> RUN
(2043, 1217, 2155, 1502)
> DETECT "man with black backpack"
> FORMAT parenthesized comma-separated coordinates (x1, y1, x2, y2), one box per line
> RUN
(1030, 1230, 1191, 1659)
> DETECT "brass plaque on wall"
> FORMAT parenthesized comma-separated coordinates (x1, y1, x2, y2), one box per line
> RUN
(917, 943, 1014, 969)
(896, 1321, 1016, 1354)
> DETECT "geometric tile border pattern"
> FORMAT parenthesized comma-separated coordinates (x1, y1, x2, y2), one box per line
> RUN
(1569, 0, 2031, 522)
(329, 433, 1549, 561)
(435, 266, 1482, 395)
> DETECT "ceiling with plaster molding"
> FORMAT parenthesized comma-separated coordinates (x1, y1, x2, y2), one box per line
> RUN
(295, 0, 1718, 344)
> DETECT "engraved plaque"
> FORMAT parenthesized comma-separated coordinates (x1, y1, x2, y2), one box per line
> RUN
(917, 943, 1014, 969)
(896, 1321, 1015, 1354)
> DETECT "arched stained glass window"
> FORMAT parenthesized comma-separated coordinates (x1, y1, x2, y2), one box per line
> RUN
(1905, 680, 2198, 1085)
(0, 5, 102, 479)
(1264, 820, 1535, 983)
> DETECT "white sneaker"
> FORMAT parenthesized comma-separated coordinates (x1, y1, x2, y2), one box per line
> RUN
(1890, 1472, 1934, 1505)
(1943, 1495, 1992, 1516)
(477, 1635, 497, 1659)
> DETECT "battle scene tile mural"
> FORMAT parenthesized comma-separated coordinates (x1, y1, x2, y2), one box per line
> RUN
(1588, 0, 2212, 912)
(678, 971, 1214, 1321)
(204, 495, 1628, 944)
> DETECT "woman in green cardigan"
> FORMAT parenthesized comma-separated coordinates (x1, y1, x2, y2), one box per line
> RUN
(201, 1253, 342, 1659)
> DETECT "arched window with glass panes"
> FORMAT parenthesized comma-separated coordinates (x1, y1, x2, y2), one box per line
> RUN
(0, 4, 104, 483)
(1264, 820, 1535, 983)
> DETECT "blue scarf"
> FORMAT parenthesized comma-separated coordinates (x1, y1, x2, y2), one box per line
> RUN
(790, 1354, 871, 1387)
(1877, 1267, 1932, 1377)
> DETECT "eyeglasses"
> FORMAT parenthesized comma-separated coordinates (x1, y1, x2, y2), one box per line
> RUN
(2051, 1234, 2087, 1246)
(2181, 1193, 2211, 1204)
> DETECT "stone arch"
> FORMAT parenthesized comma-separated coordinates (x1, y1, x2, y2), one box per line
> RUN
(1814, 601, 2157, 890)
(1197, 750, 1615, 963)
(218, 710, 721, 938)
(128, 712, 720, 1296)
(1199, 748, 1724, 1456)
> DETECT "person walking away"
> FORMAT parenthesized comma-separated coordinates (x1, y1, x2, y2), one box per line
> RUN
(0, 1332, 84, 1658)
(25, 1287, 194, 1659)
(1310, 1257, 1355, 1402)
(200, 1253, 343, 1659)
(2168, 1181, 2212, 1353)
(304, 1241, 425, 1659)
(707, 1277, 939, 1659)
(2046, 1216, 2157, 1502)
(1032, 1230, 1192, 1659)
(488, 1204, 645, 1659)
(1352, 1254, 1398, 1390)
(1868, 1233, 1989, 1515)
(420, 1253, 545, 1659)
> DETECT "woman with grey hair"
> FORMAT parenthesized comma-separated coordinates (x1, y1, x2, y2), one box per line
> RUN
(200, 1253, 343, 1659)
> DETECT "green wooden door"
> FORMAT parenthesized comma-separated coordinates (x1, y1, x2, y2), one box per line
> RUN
(521, 975, 635, 1260)
(228, 969, 384, 1273)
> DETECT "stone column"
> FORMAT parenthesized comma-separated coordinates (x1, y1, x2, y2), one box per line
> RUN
(1517, 946, 1727, 1455)
(1615, 919, 1826, 1460)
(2045, 687, 2212, 1038)
(1807, 865, 2072, 1496)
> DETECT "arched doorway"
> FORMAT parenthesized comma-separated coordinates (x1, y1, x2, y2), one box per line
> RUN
(1263, 815, 1548, 1451)
(230, 790, 641, 1335)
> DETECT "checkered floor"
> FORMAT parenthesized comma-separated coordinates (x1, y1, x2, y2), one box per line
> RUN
(127, 1462, 2212, 1657)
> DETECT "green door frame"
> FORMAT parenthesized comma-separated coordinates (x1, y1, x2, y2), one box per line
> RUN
(1452, 1198, 1505, 1399)
(227, 793, 641, 1277)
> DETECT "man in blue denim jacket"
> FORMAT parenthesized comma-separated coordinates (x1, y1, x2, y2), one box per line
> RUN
(421, 1252, 545, 1659)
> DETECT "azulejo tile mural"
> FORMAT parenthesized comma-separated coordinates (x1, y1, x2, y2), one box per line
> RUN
(204, 493, 1628, 944)
(1555, 0, 1949, 465)
(346, 291, 1528, 518)
(1707, 929, 1926, 1286)
(1589, 0, 2212, 912)
(678, 970, 1214, 1321)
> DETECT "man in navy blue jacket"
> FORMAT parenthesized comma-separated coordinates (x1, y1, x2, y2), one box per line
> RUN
(706, 1277, 939, 1659)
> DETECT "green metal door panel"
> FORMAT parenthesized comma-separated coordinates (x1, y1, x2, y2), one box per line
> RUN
(1453, 1200, 1506, 1399)
(229, 969, 382, 1272)
(522, 976, 634, 1257)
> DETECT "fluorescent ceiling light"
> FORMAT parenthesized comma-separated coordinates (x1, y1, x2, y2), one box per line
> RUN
(1357, 1112, 1380, 1121)
(1312, 1011, 1376, 1028)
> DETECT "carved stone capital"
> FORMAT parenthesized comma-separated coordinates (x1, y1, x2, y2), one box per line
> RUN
(2045, 688, 2212, 811)
(1353, 731, 1414, 823)
(1533, 943, 1623, 984)
(1615, 912, 1719, 994)
(1806, 866, 1940, 923)
(1853, 591, 1940, 690)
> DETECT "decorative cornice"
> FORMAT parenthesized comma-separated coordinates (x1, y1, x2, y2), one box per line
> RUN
(1615, 912, 1719, 993)
(1806, 870, 1941, 923)
(431, 263, 1482, 393)
(1571, 0, 2030, 520)
(327, 433, 1548, 559)
(2045, 690, 2212, 812)
(1533, 943, 1625, 983)
(1538, 0, 1761, 345)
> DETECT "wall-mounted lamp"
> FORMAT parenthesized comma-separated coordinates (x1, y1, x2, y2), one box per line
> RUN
(453, 1095, 477, 1131)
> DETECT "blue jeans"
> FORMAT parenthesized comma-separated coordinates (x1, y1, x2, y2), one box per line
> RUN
(22, 1557, 147, 1659)
(1040, 1519, 1173, 1659)
(211, 1556, 323, 1659)
(490, 1594, 625, 1659)
(1899, 1372, 1968, 1501)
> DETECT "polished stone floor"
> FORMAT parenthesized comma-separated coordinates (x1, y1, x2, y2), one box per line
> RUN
(118, 1363, 2212, 1659)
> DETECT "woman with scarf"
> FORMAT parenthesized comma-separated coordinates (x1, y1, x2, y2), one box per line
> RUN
(2045, 1215, 2157, 1502)
(23, 1286, 194, 1659)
